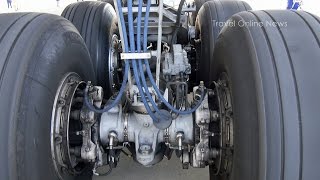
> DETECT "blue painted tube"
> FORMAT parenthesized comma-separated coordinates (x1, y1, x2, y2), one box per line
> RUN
(136, 0, 167, 118)
(127, 0, 159, 121)
(287, 0, 294, 9)
(136, 0, 143, 51)
(83, 0, 130, 113)
(287, 0, 301, 10)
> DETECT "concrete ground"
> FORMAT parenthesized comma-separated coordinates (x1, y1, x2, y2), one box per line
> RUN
(94, 155, 209, 180)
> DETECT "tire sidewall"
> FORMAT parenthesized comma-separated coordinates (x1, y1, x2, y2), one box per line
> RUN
(210, 15, 263, 180)
(12, 17, 95, 180)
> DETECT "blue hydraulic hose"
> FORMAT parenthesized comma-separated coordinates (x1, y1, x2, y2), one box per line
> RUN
(83, 0, 130, 113)
(85, 0, 205, 115)
(141, 0, 205, 115)
(136, 0, 168, 118)
(136, 0, 143, 52)
(127, 0, 159, 121)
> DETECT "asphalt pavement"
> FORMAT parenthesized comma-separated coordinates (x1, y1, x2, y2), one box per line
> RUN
(94, 155, 209, 180)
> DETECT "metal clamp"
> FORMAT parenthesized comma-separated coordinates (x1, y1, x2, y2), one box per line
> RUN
(120, 52, 152, 60)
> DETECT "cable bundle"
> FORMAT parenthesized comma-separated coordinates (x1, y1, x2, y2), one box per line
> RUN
(85, 0, 205, 128)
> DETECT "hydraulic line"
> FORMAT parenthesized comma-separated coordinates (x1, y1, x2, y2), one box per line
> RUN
(85, 0, 205, 115)
(83, 0, 130, 113)
(136, 0, 168, 119)
(127, 0, 160, 122)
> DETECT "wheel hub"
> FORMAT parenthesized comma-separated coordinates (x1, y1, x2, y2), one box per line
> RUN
(108, 34, 122, 94)
(210, 72, 234, 177)
(50, 73, 90, 179)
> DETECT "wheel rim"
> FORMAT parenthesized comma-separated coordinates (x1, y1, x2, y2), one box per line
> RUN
(210, 72, 234, 177)
(50, 72, 89, 179)
(108, 34, 121, 94)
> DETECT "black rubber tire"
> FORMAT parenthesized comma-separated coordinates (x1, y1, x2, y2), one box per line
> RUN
(190, 0, 213, 26)
(195, 0, 251, 85)
(0, 13, 95, 180)
(62, 1, 118, 98)
(211, 10, 320, 180)
(99, 0, 114, 7)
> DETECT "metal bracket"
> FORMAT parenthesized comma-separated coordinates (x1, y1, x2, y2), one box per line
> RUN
(120, 52, 152, 60)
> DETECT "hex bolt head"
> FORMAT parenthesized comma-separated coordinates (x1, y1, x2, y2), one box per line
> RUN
(182, 163, 189, 169)
(143, 122, 149, 127)
(139, 145, 152, 155)
(68, 78, 75, 84)
(80, 112, 86, 119)
(85, 147, 90, 152)
(199, 81, 204, 87)
(58, 99, 65, 106)
(55, 135, 62, 144)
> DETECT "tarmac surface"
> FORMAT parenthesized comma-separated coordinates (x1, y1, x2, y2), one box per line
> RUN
(94, 155, 210, 180)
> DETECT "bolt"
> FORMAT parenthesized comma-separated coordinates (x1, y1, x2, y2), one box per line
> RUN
(227, 110, 233, 117)
(199, 81, 204, 88)
(201, 118, 205, 123)
(58, 98, 65, 106)
(143, 122, 149, 127)
(139, 145, 152, 154)
(208, 90, 215, 97)
(86, 118, 93, 123)
(182, 163, 189, 169)
(203, 130, 214, 137)
(55, 135, 62, 144)
(211, 111, 219, 122)
(85, 147, 90, 152)
(208, 160, 214, 165)
(76, 131, 83, 136)
(206, 119, 210, 123)
(68, 78, 75, 84)
(80, 112, 86, 119)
